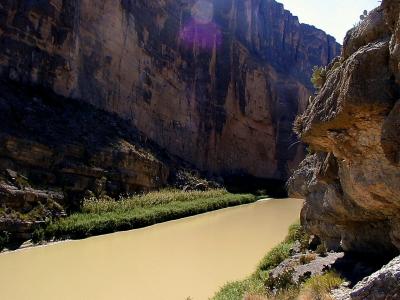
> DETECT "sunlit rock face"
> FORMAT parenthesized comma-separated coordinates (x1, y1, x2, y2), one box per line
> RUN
(289, 0, 400, 256)
(0, 0, 340, 179)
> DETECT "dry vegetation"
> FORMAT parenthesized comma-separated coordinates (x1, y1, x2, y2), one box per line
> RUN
(32, 189, 256, 242)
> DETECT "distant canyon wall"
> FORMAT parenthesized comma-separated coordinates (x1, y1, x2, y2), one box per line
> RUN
(0, 0, 340, 179)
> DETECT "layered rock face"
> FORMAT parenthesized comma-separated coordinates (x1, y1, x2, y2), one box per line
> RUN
(0, 0, 340, 180)
(289, 0, 400, 256)
(0, 81, 168, 237)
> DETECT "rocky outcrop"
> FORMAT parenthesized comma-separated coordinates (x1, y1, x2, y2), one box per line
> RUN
(0, 0, 340, 180)
(349, 255, 400, 299)
(289, 0, 400, 256)
(333, 255, 400, 300)
(270, 251, 345, 284)
(0, 81, 168, 224)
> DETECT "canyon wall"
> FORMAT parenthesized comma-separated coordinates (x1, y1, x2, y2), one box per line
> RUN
(0, 0, 340, 180)
(289, 0, 400, 256)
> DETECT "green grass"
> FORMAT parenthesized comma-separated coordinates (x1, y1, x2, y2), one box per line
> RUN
(257, 222, 308, 273)
(213, 278, 266, 300)
(212, 222, 303, 300)
(212, 222, 343, 300)
(37, 189, 256, 241)
(257, 242, 293, 273)
(301, 271, 343, 298)
(212, 222, 318, 300)
(82, 189, 231, 213)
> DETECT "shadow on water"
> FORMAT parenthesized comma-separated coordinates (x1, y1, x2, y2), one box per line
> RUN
(223, 175, 288, 198)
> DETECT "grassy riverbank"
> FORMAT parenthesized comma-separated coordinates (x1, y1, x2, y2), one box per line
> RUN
(212, 222, 343, 300)
(33, 189, 256, 242)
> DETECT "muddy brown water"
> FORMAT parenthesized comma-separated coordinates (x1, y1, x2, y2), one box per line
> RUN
(0, 198, 302, 300)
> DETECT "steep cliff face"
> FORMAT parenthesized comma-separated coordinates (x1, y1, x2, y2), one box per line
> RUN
(0, 0, 340, 180)
(289, 0, 400, 256)
(0, 81, 169, 239)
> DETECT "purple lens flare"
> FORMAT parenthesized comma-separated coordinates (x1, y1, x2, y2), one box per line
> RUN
(180, 0, 222, 51)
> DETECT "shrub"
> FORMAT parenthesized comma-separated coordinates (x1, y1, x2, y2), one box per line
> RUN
(0, 231, 10, 251)
(285, 222, 306, 243)
(44, 189, 256, 240)
(213, 278, 265, 300)
(213, 281, 248, 300)
(82, 189, 230, 214)
(360, 10, 368, 21)
(213, 221, 314, 300)
(300, 271, 343, 300)
(293, 115, 306, 136)
(265, 268, 295, 291)
(311, 66, 327, 89)
(257, 243, 292, 272)
(31, 228, 46, 244)
(257, 222, 310, 273)
(271, 286, 301, 300)
(316, 244, 328, 257)
(285, 222, 310, 252)
(299, 253, 317, 265)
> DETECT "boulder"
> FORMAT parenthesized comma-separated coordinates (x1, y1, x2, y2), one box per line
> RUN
(333, 256, 400, 300)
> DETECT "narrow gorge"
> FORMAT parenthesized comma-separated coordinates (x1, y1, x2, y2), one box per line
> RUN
(0, 0, 339, 235)
(0, 0, 340, 181)
(2, 0, 399, 299)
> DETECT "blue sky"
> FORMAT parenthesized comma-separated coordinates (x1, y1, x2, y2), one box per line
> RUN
(277, 0, 381, 42)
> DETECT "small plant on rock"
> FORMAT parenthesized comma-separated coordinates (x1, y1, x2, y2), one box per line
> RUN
(285, 222, 310, 252)
(311, 66, 327, 89)
(300, 271, 343, 300)
(258, 243, 293, 272)
(316, 244, 328, 257)
(265, 268, 295, 291)
(293, 115, 305, 136)
(299, 253, 317, 265)
(360, 10, 368, 21)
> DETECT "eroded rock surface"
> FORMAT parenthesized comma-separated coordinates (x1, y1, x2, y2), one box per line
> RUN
(271, 252, 345, 284)
(0, 0, 340, 179)
(333, 255, 400, 300)
(289, 0, 400, 256)
(0, 81, 168, 231)
(349, 255, 400, 300)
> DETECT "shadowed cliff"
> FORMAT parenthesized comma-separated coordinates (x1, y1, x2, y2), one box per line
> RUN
(0, 0, 340, 180)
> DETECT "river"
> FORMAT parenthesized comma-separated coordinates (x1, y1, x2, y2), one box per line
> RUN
(0, 198, 302, 300)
